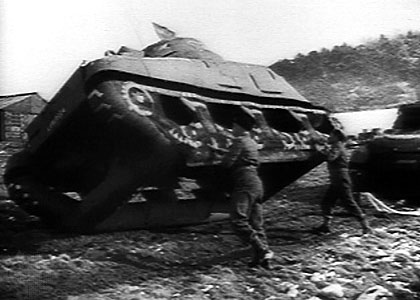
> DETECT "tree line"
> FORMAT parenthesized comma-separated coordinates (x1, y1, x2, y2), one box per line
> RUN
(270, 31, 420, 111)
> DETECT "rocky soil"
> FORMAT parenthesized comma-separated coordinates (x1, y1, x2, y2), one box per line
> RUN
(1, 163, 420, 300)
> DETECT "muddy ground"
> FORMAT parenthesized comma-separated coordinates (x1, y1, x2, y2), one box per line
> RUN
(1, 163, 420, 300)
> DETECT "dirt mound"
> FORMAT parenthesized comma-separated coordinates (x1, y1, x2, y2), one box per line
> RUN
(1, 164, 420, 299)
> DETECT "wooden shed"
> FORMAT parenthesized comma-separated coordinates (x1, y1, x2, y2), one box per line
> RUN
(0, 93, 46, 190)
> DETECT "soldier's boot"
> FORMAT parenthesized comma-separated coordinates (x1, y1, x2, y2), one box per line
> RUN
(314, 216, 332, 234)
(247, 245, 261, 268)
(248, 235, 273, 269)
(260, 249, 274, 270)
(359, 217, 373, 235)
(247, 235, 264, 268)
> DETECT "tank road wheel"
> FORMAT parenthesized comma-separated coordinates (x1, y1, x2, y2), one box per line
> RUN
(87, 81, 156, 132)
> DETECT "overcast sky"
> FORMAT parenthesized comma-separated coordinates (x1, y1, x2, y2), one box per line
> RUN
(1, 0, 419, 100)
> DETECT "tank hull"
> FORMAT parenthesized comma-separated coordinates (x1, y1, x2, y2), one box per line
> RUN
(351, 134, 420, 201)
(5, 55, 332, 232)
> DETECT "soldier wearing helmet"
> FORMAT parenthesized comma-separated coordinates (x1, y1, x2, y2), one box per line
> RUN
(222, 108, 273, 269)
(314, 129, 373, 235)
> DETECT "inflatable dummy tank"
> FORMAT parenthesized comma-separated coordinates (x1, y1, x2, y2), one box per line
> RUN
(5, 24, 334, 232)
(350, 101, 420, 202)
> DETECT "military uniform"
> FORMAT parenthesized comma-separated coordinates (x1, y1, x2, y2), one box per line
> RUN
(322, 141, 364, 219)
(223, 132, 271, 264)
(316, 135, 371, 234)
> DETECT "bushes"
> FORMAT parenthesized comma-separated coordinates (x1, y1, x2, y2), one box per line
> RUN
(270, 31, 420, 111)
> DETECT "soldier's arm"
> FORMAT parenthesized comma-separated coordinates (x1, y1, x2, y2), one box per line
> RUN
(313, 142, 330, 156)
(325, 144, 341, 162)
(313, 142, 342, 162)
(207, 137, 229, 153)
(222, 138, 242, 168)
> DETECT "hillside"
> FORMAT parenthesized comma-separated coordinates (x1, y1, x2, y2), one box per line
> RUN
(270, 31, 420, 112)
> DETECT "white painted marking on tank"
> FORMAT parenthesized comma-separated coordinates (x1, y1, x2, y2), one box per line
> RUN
(87, 89, 104, 99)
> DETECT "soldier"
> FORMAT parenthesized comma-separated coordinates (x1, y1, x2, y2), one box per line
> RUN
(314, 129, 373, 235)
(221, 110, 274, 269)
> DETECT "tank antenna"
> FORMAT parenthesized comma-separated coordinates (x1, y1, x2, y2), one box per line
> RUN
(121, 3, 145, 48)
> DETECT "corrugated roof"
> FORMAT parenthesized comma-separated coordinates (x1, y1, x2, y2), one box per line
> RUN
(0, 93, 45, 110)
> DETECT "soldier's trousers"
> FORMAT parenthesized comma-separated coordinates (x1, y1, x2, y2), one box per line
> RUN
(229, 168, 269, 255)
(322, 168, 364, 220)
